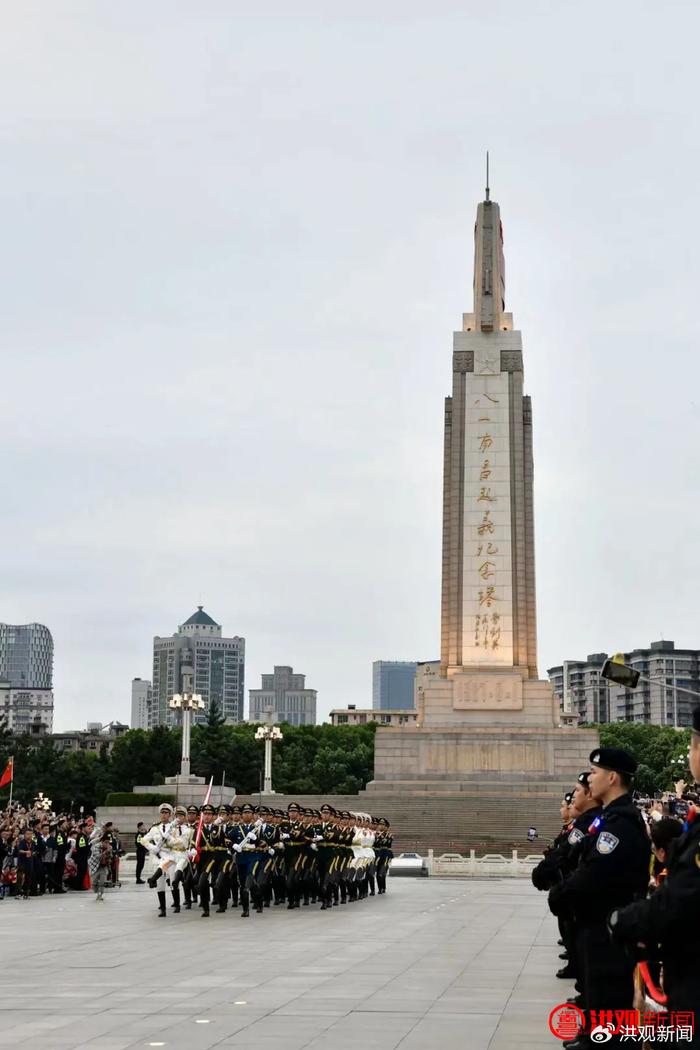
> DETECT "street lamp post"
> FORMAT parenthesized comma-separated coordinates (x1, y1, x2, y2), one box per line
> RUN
(170, 692, 205, 778)
(255, 723, 283, 795)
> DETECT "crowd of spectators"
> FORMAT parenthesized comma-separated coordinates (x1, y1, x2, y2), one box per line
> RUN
(0, 801, 123, 900)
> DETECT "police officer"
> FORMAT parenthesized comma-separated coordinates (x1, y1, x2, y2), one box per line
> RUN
(610, 706, 700, 1048)
(548, 748, 650, 1049)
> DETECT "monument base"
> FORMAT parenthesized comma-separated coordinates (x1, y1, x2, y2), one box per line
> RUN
(371, 668, 597, 791)
(133, 780, 235, 807)
(368, 723, 598, 792)
(366, 668, 599, 847)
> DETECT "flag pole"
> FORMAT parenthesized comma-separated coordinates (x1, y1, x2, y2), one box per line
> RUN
(7, 755, 14, 812)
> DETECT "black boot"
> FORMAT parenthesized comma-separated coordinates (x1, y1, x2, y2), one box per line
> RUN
(148, 868, 163, 889)
(172, 886, 181, 913)
(157, 891, 167, 917)
(240, 890, 250, 917)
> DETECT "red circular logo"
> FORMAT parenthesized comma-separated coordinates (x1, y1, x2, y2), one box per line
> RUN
(548, 1003, 585, 1040)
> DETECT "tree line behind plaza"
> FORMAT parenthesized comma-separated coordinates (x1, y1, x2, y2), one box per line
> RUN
(0, 714, 692, 814)
(0, 708, 377, 813)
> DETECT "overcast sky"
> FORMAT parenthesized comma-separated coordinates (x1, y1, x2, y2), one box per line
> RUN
(3, 2, 700, 731)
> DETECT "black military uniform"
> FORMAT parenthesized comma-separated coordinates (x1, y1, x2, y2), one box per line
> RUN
(196, 806, 227, 918)
(183, 806, 200, 908)
(534, 778, 602, 983)
(549, 749, 650, 1048)
(375, 818, 393, 895)
(135, 823, 147, 883)
(610, 706, 700, 1048)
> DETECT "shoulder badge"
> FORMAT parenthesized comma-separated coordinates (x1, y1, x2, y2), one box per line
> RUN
(568, 828, 584, 845)
(596, 831, 620, 855)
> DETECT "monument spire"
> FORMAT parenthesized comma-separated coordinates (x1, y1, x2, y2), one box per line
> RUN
(467, 191, 510, 335)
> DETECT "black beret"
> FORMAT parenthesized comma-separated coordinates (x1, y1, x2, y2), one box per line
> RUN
(577, 772, 590, 787)
(590, 747, 637, 777)
(693, 705, 700, 734)
(564, 792, 574, 804)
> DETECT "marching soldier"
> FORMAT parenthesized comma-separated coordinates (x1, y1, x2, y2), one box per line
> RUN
(143, 802, 175, 917)
(142, 798, 394, 920)
(183, 806, 200, 909)
(196, 804, 227, 918)
(165, 806, 195, 913)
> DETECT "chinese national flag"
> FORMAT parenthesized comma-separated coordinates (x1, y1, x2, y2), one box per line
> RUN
(0, 758, 13, 788)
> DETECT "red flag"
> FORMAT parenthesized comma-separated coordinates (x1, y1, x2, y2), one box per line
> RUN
(0, 757, 12, 789)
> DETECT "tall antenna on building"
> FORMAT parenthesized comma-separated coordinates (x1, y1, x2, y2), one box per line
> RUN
(485, 150, 490, 202)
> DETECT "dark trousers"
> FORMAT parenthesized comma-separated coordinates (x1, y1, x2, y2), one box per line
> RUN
(17, 863, 33, 896)
(665, 963, 700, 1048)
(135, 845, 146, 882)
(580, 922, 635, 1045)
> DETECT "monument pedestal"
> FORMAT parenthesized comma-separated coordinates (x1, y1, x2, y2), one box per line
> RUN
(133, 779, 235, 807)
(368, 667, 598, 820)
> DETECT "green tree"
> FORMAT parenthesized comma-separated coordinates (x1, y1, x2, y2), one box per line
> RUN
(591, 722, 692, 794)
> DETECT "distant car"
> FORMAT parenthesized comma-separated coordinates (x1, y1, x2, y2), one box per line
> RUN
(389, 852, 429, 877)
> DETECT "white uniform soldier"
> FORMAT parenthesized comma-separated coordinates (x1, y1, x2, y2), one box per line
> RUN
(163, 806, 195, 913)
(143, 802, 174, 917)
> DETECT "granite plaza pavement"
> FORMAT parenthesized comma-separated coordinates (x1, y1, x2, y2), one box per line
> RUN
(0, 875, 569, 1050)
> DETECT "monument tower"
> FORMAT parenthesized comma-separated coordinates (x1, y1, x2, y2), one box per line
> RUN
(369, 184, 597, 795)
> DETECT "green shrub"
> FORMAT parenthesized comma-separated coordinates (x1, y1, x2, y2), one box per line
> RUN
(104, 792, 175, 807)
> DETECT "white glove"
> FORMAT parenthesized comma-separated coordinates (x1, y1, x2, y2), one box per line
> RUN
(314, 834, 323, 842)
(267, 847, 275, 856)
(246, 830, 257, 841)
(280, 833, 290, 841)
(254, 818, 263, 829)
(311, 843, 318, 851)
(187, 848, 197, 860)
(233, 843, 242, 853)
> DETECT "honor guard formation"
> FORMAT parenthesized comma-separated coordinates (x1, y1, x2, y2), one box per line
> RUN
(531, 708, 700, 1048)
(140, 801, 393, 919)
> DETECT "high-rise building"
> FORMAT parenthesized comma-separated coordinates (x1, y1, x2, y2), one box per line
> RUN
(0, 623, 54, 733)
(548, 640, 700, 727)
(0, 623, 53, 688)
(130, 678, 154, 730)
(372, 661, 417, 710)
(152, 607, 245, 726)
(249, 666, 317, 726)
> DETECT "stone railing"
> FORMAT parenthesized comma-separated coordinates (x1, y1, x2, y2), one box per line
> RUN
(426, 848, 541, 878)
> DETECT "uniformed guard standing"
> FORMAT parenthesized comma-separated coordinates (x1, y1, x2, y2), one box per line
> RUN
(548, 748, 650, 1049)
(610, 706, 700, 1048)
(135, 822, 147, 884)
